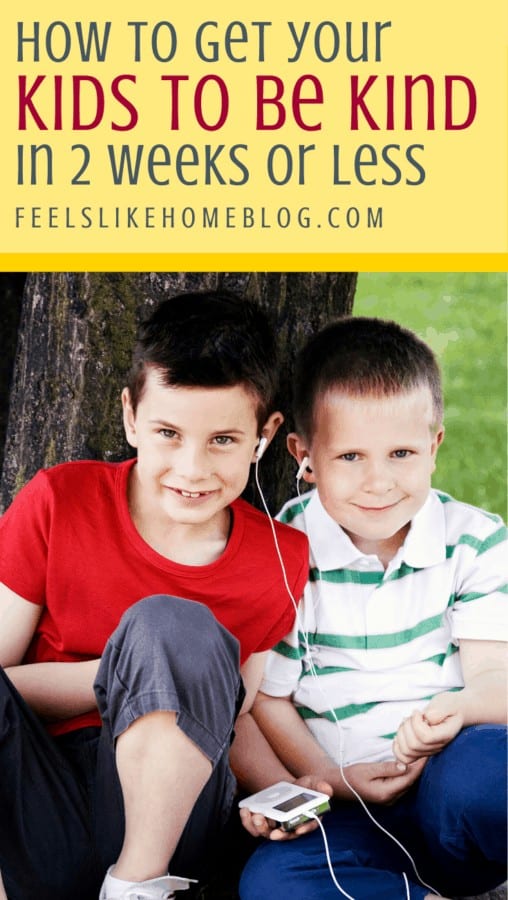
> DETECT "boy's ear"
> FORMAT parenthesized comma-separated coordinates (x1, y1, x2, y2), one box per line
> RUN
(252, 410, 284, 462)
(287, 432, 316, 484)
(122, 387, 138, 448)
(431, 424, 445, 470)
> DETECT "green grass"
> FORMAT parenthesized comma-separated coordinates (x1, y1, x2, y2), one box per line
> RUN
(353, 273, 507, 520)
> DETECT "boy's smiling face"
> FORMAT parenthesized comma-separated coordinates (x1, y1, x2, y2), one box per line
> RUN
(290, 386, 444, 562)
(123, 367, 281, 538)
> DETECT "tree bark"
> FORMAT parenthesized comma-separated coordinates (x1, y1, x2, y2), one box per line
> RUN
(0, 274, 25, 476)
(0, 272, 356, 513)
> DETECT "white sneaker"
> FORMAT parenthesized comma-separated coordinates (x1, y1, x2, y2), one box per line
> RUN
(99, 866, 196, 900)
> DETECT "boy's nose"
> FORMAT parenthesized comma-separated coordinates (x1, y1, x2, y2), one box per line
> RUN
(362, 461, 395, 494)
(174, 447, 210, 482)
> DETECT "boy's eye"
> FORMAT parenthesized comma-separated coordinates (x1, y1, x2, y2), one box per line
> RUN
(213, 435, 234, 446)
(159, 428, 177, 439)
(339, 452, 359, 462)
(392, 449, 412, 458)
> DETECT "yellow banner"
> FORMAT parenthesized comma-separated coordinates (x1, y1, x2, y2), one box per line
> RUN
(1, 1, 507, 267)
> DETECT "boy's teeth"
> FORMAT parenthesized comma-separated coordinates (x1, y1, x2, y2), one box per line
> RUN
(181, 490, 204, 498)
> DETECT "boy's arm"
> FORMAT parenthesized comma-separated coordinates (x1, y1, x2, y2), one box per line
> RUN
(230, 651, 294, 789)
(0, 582, 99, 720)
(5, 660, 100, 720)
(393, 638, 507, 764)
(231, 654, 333, 841)
(0, 582, 42, 666)
(253, 691, 426, 807)
(232, 652, 321, 790)
(230, 652, 292, 782)
(458, 638, 507, 721)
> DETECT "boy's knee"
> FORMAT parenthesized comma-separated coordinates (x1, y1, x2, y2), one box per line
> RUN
(119, 593, 206, 633)
(96, 594, 243, 753)
(116, 594, 239, 665)
(99, 595, 241, 701)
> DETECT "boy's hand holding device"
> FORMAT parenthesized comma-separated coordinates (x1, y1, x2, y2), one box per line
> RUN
(239, 777, 332, 841)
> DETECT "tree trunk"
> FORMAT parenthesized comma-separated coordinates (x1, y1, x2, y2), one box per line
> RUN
(0, 272, 356, 513)
(0, 274, 25, 477)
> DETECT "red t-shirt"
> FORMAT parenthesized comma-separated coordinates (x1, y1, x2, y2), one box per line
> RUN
(0, 459, 308, 734)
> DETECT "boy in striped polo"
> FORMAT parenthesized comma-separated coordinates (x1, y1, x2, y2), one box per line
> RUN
(240, 317, 507, 900)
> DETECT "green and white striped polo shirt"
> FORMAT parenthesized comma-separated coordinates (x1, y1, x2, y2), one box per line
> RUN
(261, 488, 507, 766)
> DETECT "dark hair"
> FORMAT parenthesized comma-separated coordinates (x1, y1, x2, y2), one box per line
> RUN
(294, 316, 443, 439)
(127, 290, 279, 427)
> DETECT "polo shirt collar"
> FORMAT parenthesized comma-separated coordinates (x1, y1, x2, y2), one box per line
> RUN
(400, 490, 447, 568)
(305, 488, 446, 571)
(305, 490, 365, 570)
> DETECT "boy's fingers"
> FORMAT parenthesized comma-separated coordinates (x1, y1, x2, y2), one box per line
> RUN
(404, 757, 427, 779)
(269, 818, 320, 841)
(296, 774, 333, 797)
(393, 746, 413, 765)
(394, 719, 418, 755)
(394, 718, 450, 762)
(380, 760, 407, 775)
(397, 711, 439, 753)
(423, 697, 461, 728)
(239, 808, 273, 838)
(394, 727, 425, 762)
(371, 759, 425, 803)
(407, 711, 433, 742)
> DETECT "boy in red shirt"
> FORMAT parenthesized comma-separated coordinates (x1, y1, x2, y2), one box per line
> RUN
(0, 292, 309, 900)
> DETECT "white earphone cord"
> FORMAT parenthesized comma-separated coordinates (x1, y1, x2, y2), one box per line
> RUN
(254, 460, 441, 900)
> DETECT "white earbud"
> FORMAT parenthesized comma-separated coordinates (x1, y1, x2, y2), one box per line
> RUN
(296, 456, 310, 481)
(255, 436, 268, 461)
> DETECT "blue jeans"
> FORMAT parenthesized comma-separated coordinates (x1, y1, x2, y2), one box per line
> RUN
(240, 725, 507, 900)
(0, 595, 244, 900)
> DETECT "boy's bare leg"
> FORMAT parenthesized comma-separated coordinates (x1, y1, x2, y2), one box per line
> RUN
(112, 710, 212, 882)
(0, 871, 6, 900)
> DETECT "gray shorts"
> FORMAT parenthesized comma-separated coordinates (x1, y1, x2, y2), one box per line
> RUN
(0, 594, 245, 900)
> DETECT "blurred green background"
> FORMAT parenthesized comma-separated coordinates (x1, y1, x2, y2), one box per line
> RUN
(354, 273, 507, 520)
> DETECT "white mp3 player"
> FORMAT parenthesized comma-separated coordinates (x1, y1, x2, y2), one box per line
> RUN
(238, 781, 331, 831)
